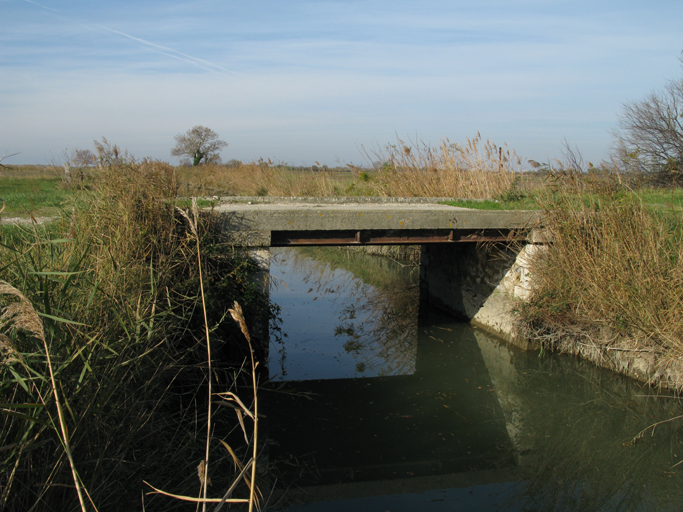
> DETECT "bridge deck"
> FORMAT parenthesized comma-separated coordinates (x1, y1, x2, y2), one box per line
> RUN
(212, 198, 542, 246)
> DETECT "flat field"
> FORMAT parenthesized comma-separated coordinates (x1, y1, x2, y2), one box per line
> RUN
(2, 163, 682, 219)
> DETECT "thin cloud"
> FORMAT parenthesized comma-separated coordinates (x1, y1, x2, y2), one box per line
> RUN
(21, 0, 58, 12)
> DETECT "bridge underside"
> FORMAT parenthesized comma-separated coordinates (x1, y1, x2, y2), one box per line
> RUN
(271, 228, 522, 246)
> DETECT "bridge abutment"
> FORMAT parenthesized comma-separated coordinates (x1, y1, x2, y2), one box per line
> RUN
(420, 241, 542, 350)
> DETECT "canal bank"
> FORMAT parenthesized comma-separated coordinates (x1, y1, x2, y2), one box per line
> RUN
(415, 232, 683, 394)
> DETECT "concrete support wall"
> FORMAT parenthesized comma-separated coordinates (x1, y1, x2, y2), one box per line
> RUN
(248, 248, 271, 365)
(420, 242, 542, 350)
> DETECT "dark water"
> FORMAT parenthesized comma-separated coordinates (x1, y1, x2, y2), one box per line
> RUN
(263, 247, 683, 512)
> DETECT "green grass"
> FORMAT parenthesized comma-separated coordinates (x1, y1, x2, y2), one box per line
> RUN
(442, 197, 541, 210)
(0, 176, 77, 216)
(442, 187, 683, 217)
(174, 197, 215, 209)
(633, 187, 683, 215)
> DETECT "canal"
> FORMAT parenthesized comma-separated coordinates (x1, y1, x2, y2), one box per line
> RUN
(261, 247, 683, 512)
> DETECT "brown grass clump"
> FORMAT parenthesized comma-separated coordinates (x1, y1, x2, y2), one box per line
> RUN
(176, 161, 357, 197)
(519, 170, 683, 388)
(364, 133, 521, 198)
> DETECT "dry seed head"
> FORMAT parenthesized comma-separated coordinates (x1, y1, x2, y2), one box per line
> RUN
(0, 281, 45, 344)
(175, 205, 198, 237)
(228, 301, 250, 341)
(197, 460, 212, 487)
(0, 333, 18, 364)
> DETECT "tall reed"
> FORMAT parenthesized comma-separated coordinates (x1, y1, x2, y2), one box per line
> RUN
(0, 158, 270, 510)
(364, 133, 521, 198)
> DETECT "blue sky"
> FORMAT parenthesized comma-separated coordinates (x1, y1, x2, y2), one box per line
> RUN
(1, 0, 682, 167)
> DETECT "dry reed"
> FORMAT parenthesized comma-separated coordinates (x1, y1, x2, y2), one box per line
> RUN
(170, 133, 520, 200)
(0, 281, 89, 512)
(364, 133, 521, 198)
(177, 162, 353, 198)
(0, 157, 271, 510)
(519, 170, 683, 388)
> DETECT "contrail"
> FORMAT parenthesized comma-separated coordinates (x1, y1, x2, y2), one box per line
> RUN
(22, 0, 58, 12)
(20, 0, 238, 75)
(96, 25, 236, 75)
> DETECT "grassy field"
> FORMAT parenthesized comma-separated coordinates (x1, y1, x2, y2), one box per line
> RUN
(3, 159, 681, 215)
(0, 167, 73, 217)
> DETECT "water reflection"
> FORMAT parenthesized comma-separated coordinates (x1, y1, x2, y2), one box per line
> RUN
(489, 340, 683, 512)
(269, 247, 419, 379)
(265, 247, 683, 512)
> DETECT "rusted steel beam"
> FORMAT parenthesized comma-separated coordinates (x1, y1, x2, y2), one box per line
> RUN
(270, 229, 525, 246)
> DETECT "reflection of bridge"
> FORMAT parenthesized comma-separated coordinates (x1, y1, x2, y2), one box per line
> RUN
(263, 308, 520, 506)
(214, 197, 545, 349)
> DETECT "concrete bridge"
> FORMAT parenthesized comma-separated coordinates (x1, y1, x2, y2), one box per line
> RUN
(212, 196, 542, 246)
(212, 197, 544, 349)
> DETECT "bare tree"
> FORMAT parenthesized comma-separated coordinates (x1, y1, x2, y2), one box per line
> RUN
(64, 148, 97, 168)
(612, 53, 683, 182)
(0, 151, 19, 169)
(171, 126, 227, 166)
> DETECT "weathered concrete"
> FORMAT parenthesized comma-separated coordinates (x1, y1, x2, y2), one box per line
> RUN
(420, 243, 542, 350)
(212, 197, 541, 247)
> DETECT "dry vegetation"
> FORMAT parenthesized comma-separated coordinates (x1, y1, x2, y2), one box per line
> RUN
(170, 134, 521, 199)
(175, 160, 359, 198)
(517, 168, 683, 390)
(0, 158, 269, 511)
(363, 133, 521, 198)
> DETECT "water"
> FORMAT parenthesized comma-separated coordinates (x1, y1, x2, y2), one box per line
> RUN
(263, 247, 683, 512)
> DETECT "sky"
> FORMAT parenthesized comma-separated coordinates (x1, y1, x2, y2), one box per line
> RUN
(1, 0, 682, 167)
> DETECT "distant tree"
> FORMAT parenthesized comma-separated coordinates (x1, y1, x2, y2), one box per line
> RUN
(171, 126, 228, 166)
(71, 149, 97, 168)
(612, 53, 683, 183)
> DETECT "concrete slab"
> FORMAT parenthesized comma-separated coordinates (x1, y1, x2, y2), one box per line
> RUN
(212, 197, 542, 236)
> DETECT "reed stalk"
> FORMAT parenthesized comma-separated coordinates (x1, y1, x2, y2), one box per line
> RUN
(227, 301, 259, 512)
(0, 281, 88, 512)
(1, 158, 271, 510)
(176, 199, 213, 511)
